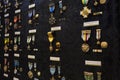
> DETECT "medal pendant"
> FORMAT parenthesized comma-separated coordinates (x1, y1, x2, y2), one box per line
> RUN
(100, 0, 106, 4)
(49, 14, 56, 25)
(80, 6, 91, 18)
(81, 43, 90, 52)
(101, 41, 108, 48)
(28, 71, 33, 79)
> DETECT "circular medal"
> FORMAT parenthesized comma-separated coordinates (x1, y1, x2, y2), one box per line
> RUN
(81, 43, 90, 52)
(101, 41, 108, 48)
(80, 6, 91, 18)
(28, 71, 33, 79)
(4, 65, 8, 72)
(100, 0, 106, 4)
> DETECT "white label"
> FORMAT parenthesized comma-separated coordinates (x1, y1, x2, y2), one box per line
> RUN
(4, 73, 8, 77)
(83, 20, 99, 27)
(85, 60, 102, 66)
(50, 56, 60, 61)
(15, 31, 20, 35)
(51, 26, 61, 31)
(5, 34, 9, 37)
(13, 77, 19, 80)
(28, 55, 35, 59)
(29, 29, 36, 33)
(4, 13, 9, 17)
(4, 53, 9, 57)
(15, 9, 21, 14)
(14, 54, 20, 57)
(29, 4, 35, 9)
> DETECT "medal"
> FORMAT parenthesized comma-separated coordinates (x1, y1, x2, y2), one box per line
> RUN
(32, 35, 35, 45)
(81, 30, 91, 53)
(18, 36, 20, 45)
(101, 41, 108, 48)
(59, 0, 63, 14)
(14, 16, 18, 23)
(47, 32, 54, 52)
(28, 10, 33, 24)
(84, 72, 94, 80)
(97, 72, 102, 80)
(34, 62, 37, 71)
(57, 66, 61, 78)
(27, 36, 31, 50)
(50, 65, 56, 80)
(14, 37, 18, 51)
(28, 70, 33, 79)
(49, 2, 56, 25)
(96, 29, 101, 45)
(14, 60, 19, 74)
(28, 62, 33, 79)
(100, 0, 106, 4)
(37, 71, 41, 76)
(56, 42, 61, 52)
(49, 14, 56, 25)
(15, 0, 19, 8)
(81, 43, 90, 53)
(94, 0, 98, 6)
(80, 6, 91, 18)
(4, 58, 7, 72)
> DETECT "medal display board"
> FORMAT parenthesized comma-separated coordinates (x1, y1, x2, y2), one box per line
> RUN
(0, 0, 120, 80)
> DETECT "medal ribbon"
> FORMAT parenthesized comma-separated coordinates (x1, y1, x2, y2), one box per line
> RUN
(96, 29, 101, 40)
(59, 0, 63, 9)
(28, 10, 33, 18)
(82, 0, 88, 5)
(49, 3, 55, 13)
(50, 66, 56, 75)
(28, 62, 33, 70)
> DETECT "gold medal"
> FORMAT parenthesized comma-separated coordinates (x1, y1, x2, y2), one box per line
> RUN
(80, 6, 91, 18)
(47, 32, 54, 43)
(47, 32, 54, 52)
(81, 43, 90, 52)
(100, 0, 106, 4)
(28, 71, 33, 79)
(101, 41, 108, 48)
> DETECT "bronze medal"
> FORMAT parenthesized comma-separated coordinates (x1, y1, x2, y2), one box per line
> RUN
(100, 0, 106, 4)
(101, 41, 108, 48)
(81, 43, 90, 52)
(28, 71, 33, 79)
